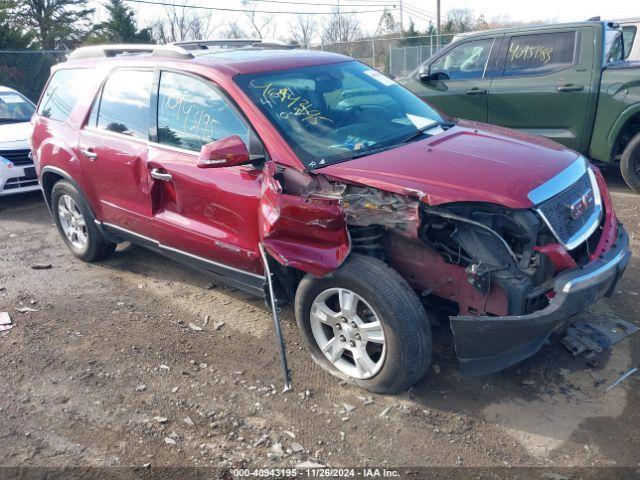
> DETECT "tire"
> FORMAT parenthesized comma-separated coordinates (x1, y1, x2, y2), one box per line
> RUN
(294, 253, 432, 394)
(51, 180, 116, 262)
(620, 132, 640, 194)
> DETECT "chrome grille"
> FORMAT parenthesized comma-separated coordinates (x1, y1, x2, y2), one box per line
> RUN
(0, 149, 32, 167)
(536, 170, 602, 250)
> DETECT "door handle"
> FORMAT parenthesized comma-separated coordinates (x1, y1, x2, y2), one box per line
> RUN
(465, 87, 487, 96)
(80, 148, 98, 161)
(557, 84, 584, 93)
(150, 168, 172, 182)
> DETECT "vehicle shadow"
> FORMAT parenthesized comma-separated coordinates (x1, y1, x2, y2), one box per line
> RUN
(0, 190, 52, 227)
(98, 241, 265, 307)
(599, 163, 637, 195)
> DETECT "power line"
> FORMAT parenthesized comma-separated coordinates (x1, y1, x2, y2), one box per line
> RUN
(402, 4, 436, 19)
(403, 1, 436, 17)
(403, 5, 435, 22)
(124, 0, 395, 14)
(341, 0, 433, 14)
(237, 0, 397, 7)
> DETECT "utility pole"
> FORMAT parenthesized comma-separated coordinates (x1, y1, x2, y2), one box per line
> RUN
(399, 0, 404, 36)
(436, 0, 441, 49)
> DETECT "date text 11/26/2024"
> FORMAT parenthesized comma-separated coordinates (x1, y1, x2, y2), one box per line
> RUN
(232, 467, 401, 478)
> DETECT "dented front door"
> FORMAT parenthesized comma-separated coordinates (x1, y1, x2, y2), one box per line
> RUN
(146, 70, 266, 274)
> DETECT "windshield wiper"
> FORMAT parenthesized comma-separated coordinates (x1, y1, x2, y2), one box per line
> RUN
(399, 120, 440, 145)
(337, 121, 442, 162)
(0, 118, 28, 123)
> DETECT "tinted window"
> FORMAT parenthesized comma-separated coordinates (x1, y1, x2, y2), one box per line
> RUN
(504, 32, 576, 77)
(0, 91, 35, 123)
(37, 69, 92, 122)
(157, 72, 250, 152)
(430, 38, 495, 81)
(622, 26, 636, 60)
(95, 70, 153, 139)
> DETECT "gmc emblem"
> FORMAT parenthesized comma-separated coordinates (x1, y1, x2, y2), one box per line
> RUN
(568, 190, 594, 220)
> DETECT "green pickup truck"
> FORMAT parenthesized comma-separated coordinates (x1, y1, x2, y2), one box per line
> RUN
(401, 21, 640, 193)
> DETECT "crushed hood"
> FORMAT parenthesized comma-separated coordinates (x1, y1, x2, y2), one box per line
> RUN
(0, 121, 32, 149)
(319, 120, 580, 209)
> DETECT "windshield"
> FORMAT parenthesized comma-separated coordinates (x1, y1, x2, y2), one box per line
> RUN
(235, 61, 444, 169)
(0, 91, 35, 123)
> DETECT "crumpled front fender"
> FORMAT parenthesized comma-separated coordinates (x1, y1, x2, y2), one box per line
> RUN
(258, 161, 350, 277)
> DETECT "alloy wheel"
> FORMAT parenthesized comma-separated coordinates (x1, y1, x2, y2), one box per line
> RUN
(309, 288, 386, 380)
(58, 194, 88, 250)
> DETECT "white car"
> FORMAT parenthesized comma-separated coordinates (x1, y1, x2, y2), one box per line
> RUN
(0, 86, 39, 195)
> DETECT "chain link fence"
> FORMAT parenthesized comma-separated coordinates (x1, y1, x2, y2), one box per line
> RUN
(0, 36, 456, 102)
(0, 50, 68, 102)
(315, 34, 455, 78)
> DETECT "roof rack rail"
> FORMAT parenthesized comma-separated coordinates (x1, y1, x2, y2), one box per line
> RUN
(67, 44, 194, 61)
(174, 39, 296, 51)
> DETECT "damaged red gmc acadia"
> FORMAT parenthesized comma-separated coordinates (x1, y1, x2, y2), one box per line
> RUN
(32, 43, 631, 393)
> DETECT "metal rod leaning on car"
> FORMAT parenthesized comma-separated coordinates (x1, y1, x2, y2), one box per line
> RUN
(259, 243, 292, 392)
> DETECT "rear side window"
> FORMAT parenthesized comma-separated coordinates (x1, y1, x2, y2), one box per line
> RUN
(93, 69, 153, 139)
(37, 69, 92, 122)
(503, 31, 577, 77)
(157, 71, 250, 152)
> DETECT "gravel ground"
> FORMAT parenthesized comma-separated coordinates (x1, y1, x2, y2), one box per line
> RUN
(0, 168, 639, 471)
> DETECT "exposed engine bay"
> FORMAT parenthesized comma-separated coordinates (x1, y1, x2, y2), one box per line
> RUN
(272, 165, 604, 319)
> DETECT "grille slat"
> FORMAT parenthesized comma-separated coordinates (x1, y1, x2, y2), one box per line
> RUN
(537, 172, 601, 248)
(0, 148, 32, 166)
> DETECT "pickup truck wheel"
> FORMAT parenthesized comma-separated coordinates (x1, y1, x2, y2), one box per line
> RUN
(620, 133, 640, 194)
(51, 180, 116, 262)
(294, 254, 432, 393)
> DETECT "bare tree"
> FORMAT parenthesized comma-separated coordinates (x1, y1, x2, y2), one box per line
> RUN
(442, 8, 475, 34)
(321, 8, 362, 50)
(241, 0, 274, 39)
(150, 3, 220, 43)
(219, 19, 249, 39)
(289, 14, 318, 48)
(485, 15, 545, 30)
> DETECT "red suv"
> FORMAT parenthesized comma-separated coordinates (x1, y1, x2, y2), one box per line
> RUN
(31, 43, 630, 393)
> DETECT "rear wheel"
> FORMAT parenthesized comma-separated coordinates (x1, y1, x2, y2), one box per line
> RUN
(295, 254, 432, 393)
(51, 180, 116, 262)
(620, 132, 640, 194)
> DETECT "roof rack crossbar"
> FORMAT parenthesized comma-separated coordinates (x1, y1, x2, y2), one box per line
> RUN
(67, 44, 194, 61)
(173, 39, 296, 51)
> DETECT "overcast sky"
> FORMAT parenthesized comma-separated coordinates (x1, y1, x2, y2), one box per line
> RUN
(92, 0, 638, 42)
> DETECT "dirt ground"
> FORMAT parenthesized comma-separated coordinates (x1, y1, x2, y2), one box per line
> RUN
(1, 168, 639, 472)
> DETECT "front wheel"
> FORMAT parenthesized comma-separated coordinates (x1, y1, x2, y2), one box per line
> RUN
(620, 132, 640, 194)
(294, 254, 432, 393)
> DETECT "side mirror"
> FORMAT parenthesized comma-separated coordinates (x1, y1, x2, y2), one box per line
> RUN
(198, 135, 250, 168)
(418, 65, 431, 83)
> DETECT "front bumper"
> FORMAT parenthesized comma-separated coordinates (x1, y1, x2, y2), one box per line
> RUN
(0, 162, 40, 195)
(450, 225, 631, 376)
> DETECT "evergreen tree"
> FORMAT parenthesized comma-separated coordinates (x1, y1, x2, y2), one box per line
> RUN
(97, 0, 152, 43)
(399, 18, 421, 46)
(376, 8, 398, 36)
(15, 0, 95, 49)
(0, 1, 34, 49)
